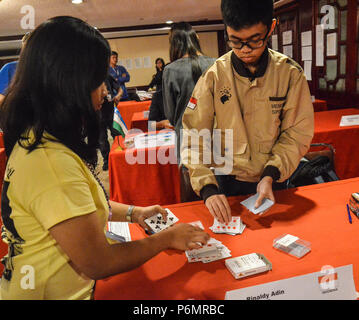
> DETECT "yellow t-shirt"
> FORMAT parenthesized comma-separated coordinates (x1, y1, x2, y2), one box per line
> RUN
(0, 132, 109, 300)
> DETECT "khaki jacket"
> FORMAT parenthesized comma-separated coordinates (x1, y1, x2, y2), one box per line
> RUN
(181, 49, 314, 196)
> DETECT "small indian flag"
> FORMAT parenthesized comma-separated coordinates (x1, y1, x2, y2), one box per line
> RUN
(113, 106, 128, 138)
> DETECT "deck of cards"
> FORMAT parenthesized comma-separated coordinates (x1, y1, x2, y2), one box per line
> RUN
(209, 217, 246, 235)
(185, 237, 231, 263)
(225, 253, 272, 279)
(240, 193, 274, 215)
(144, 208, 179, 233)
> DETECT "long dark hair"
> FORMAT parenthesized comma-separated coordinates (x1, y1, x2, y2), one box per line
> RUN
(155, 58, 165, 72)
(169, 22, 203, 83)
(1, 16, 110, 166)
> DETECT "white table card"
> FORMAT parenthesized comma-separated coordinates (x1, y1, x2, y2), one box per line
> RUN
(225, 265, 357, 300)
(339, 115, 359, 127)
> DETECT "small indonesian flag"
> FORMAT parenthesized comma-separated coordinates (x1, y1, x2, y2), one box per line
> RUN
(187, 97, 197, 110)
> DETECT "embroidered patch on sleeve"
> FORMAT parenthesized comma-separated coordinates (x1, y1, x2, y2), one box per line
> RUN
(187, 97, 197, 110)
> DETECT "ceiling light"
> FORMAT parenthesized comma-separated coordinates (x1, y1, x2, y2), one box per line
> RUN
(72, 0, 83, 4)
(166, 20, 173, 24)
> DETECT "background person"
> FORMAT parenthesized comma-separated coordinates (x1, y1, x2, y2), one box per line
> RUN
(148, 57, 165, 91)
(162, 22, 215, 161)
(98, 73, 123, 171)
(0, 16, 209, 300)
(148, 89, 174, 130)
(181, 0, 314, 223)
(109, 51, 130, 101)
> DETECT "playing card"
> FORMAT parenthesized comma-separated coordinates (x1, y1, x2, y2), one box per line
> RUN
(144, 208, 179, 233)
(202, 247, 232, 263)
(185, 237, 232, 263)
(240, 193, 274, 215)
(188, 220, 205, 230)
(210, 217, 245, 235)
(186, 243, 221, 263)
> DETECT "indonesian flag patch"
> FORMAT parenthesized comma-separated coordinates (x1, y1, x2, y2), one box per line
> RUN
(187, 97, 197, 110)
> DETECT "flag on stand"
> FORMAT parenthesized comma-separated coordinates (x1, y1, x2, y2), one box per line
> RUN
(113, 106, 128, 138)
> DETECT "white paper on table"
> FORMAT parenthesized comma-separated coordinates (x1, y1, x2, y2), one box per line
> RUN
(339, 115, 359, 127)
(108, 222, 132, 242)
(225, 265, 357, 300)
(283, 45, 293, 58)
(326, 33, 337, 57)
(301, 31, 312, 47)
(304, 60, 312, 81)
(316, 24, 324, 66)
(275, 234, 299, 247)
(134, 131, 175, 149)
(282, 30, 292, 45)
(301, 46, 312, 61)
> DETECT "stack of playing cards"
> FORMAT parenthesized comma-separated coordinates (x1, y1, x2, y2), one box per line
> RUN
(185, 237, 231, 264)
(209, 217, 246, 235)
(225, 253, 272, 279)
(240, 193, 274, 215)
(144, 208, 179, 233)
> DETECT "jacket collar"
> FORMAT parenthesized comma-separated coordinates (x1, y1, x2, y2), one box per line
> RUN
(231, 47, 269, 81)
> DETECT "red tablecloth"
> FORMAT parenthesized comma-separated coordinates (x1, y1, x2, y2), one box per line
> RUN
(313, 99, 328, 112)
(116, 100, 151, 129)
(312, 108, 359, 179)
(108, 134, 181, 206)
(130, 111, 149, 133)
(95, 178, 359, 300)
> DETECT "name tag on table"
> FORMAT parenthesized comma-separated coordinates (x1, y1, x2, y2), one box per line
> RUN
(133, 131, 175, 149)
(339, 115, 359, 127)
(225, 264, 358, 300)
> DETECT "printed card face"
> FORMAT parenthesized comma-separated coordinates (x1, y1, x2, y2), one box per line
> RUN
(202, 247, 232, 263)
(185, 237, 232, 264)
(144, 209, 179, 233)
(240, 193, 274, 215)
(210, 217, 245, 235)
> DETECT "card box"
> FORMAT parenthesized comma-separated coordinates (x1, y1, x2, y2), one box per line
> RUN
(273, 234, 311, 258)
(225, 253, 272, 279)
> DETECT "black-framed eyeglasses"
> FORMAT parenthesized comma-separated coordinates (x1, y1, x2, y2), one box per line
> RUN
(226, 28, 270, 50)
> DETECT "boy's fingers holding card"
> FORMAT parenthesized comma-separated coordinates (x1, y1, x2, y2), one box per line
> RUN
(254, 194, 265, 209)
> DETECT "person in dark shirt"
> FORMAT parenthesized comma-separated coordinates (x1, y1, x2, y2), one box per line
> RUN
(98, 73, 123, 171)
(148, 58, 165, 91)
(148, 89, 173, 130)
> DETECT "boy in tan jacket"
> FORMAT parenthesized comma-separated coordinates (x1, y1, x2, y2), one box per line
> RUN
(181, 0, 314, 223)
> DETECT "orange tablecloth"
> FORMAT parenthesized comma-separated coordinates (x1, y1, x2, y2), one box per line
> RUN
(312, 108, 359, 179)
(130, 111, 149, 133)
(116, 100, 151, 129)
(313, 99, 328, 112)
(95, 178, 359, 300)
(108, 134, 181, 206)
